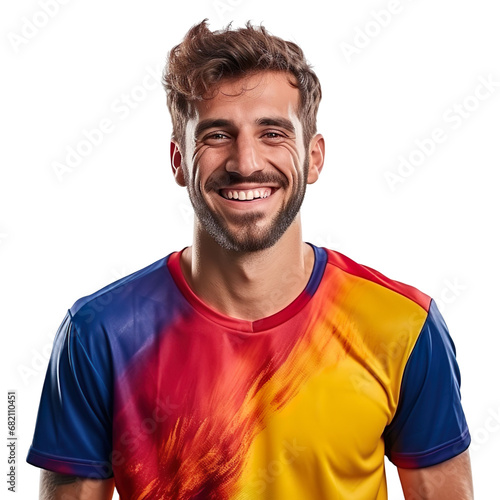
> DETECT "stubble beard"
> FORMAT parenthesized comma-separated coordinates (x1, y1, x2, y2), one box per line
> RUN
(185, 159, 309, 253)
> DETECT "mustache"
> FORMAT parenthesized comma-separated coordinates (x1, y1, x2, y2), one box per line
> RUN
(205, 171, 288, 191)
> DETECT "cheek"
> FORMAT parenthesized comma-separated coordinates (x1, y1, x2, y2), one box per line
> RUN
(271, 145, 303, 179)
(195, 145, 229, 171)
(191, 147, 212, 181)
(192, 147, 229, 195)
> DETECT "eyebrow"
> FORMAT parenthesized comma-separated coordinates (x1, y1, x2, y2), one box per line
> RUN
(195, 119, 233, 139)
(194, 116, 297, 139)
(256, 117, 296, 134)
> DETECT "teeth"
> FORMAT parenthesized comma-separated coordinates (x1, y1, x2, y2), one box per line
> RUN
(220, 188, 272, 200)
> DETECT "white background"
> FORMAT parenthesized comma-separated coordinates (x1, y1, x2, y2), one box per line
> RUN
(2, 0, 499, 498)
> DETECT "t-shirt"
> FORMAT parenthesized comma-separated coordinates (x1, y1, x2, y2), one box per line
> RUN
(27, 245, 470, 499)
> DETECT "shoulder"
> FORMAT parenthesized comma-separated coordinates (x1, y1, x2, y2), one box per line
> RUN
(55, 253, 185, 373)
(69, 254, 172, 326)
(318, 247, 434, 380)
(323, 248, 431, 312)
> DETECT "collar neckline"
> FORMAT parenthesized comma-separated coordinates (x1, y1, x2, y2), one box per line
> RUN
(167, 243, 327, 333)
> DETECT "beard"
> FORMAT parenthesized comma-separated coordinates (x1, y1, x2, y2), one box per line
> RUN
(185, 159, 309, 253)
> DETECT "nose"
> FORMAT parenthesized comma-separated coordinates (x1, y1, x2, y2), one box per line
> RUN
(225, 132, 264, 177)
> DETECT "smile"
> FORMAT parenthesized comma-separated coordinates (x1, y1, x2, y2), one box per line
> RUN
(219, 187, 274, 201)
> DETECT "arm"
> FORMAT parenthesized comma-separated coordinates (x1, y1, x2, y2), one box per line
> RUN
(398, 450, 473, 500)
(40, 470, 115, 500)
(28, 314, 115, 497)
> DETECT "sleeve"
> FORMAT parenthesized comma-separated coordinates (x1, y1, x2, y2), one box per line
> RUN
(26, 311, 113, 478)
(384, 299, 471, 468)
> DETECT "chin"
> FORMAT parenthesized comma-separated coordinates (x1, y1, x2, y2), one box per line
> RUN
(209, 219, 295, 253)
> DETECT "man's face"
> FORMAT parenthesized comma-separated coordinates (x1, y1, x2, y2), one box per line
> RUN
(174, 71, 320, 252)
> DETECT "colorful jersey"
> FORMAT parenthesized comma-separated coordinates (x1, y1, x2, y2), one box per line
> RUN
(27, 245, 470, 499)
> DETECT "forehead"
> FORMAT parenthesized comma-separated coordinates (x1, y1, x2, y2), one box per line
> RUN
(193, 71, 301, 122)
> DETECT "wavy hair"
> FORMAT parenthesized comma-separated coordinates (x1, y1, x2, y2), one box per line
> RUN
(163, 20, 322, 152)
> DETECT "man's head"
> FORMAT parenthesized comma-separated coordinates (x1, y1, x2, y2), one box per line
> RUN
(162, 21, 324, 253)
(163, 20, 322, 154)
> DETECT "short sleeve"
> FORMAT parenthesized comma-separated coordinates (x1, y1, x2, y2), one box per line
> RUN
(384, 300, 471, 468)
(26, 311, 113, 478)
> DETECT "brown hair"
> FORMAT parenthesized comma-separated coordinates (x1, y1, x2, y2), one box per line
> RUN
(162, 20, 322, 152)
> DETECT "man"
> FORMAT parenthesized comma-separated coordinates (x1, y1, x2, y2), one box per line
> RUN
(27, 20, 473, 499)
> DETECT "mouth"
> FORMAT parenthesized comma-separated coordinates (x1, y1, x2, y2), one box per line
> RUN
(218, 187, 276, 201)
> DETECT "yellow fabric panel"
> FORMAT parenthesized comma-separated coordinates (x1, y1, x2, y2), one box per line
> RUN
(339, 272, 429, 416)
(234, 265, 428, 499)
(236, 360, 388, 499)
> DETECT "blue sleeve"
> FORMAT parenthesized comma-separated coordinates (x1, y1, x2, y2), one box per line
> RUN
(384, 300, 471, 468)
(26, 312, 113, 478)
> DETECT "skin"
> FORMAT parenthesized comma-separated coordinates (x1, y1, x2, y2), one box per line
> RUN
(39, 470, 114, 500)
(40, 70, 473, 499)
(398, 450, 474, 499)
(171, 71, 325, 320)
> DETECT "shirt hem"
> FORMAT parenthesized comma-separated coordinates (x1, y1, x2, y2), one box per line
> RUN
(26, 446, 113, 479)
(387, 430, 471, 469)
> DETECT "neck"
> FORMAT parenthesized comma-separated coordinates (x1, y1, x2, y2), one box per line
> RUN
(180, 217, 315, 321)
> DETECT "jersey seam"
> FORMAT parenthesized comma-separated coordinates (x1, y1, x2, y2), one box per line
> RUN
(67, 310, 112, 402)
(386, 306, 431, 428)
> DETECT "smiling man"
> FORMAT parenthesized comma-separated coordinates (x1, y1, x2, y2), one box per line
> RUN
(27, 20, 473, 500)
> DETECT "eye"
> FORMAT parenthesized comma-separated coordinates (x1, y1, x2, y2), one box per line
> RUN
(201, 132, 231, 145)
(206, 132, 229, 140)
(262, 130, 287, 141)
(203, 131, 230, 145)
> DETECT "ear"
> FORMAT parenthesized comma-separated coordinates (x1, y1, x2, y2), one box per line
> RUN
(170, 141, 186, 187)
(306, 134, 325, 184)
